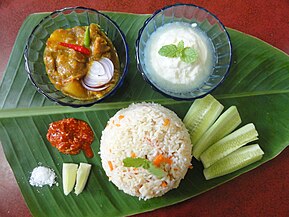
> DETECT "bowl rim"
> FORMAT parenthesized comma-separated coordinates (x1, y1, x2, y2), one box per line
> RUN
(135, 3, 233, 101)
(24, 6, 129, 107)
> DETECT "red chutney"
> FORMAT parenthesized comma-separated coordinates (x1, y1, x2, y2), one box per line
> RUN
(46, 118, 94, 158)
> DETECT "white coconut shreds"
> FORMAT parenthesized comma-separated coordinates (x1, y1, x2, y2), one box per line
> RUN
(29, 166, 57, 187)
(100, 102, 192, 200)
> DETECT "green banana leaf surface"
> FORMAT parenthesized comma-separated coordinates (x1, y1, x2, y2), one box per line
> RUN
(1, 12, 289, 217)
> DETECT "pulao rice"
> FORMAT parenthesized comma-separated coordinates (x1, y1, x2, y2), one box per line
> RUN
(100, 103, 192, 200)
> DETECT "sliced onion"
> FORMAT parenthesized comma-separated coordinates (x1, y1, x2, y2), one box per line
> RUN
(81, 58, 115, 92)
(83, 62, 107, 87)
(82, 58, 115, 91)
(81, 80, 109, 91)
(90, 61, 106, 76)
(99, 57, 114, 78)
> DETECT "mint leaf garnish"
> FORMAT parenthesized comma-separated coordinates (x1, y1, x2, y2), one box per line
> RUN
(147, 163, 166, 178)
(181, 47, 198, 63)
(158, 44, 178, 57)
(123, 157, 148, 167)
(158, 40, 198, 64)
(177, 40, 184, 50)
(176, 41, 184, 57)
(123, 157, 166, 178)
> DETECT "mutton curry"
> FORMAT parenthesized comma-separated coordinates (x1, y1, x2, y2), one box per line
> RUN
(43, 23, 120, 100)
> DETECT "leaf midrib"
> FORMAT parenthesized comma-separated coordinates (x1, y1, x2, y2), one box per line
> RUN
(1, 89, 289, 119)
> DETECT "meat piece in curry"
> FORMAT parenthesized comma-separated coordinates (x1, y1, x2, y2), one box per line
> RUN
(43, 23, 120, 100)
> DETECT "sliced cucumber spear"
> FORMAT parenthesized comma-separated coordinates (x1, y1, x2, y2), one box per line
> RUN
(183, 94, 224, 146)
(193, 106, 241, 160)
(203, 144, 264, 180)
(200, 123, 258, 168)
(75, 163, 92, 195)
(62, 163, 78, 196)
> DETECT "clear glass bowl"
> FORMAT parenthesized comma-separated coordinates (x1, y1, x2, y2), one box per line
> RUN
(136, 4, 232, 100)
(24, 7, 129, 107)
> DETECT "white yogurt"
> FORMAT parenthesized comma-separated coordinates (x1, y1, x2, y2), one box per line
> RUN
(144, 22, 215, 93)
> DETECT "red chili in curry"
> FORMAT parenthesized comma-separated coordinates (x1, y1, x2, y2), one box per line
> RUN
(58, 42, 91, 55)
(46, 118, 94, 158)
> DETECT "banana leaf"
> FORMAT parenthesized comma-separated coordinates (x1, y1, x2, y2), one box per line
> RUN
(1, 12, 289, 217)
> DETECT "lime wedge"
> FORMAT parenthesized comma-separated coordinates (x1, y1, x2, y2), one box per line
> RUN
(74, 163, 92, 195)
(62, 163, 78, 196)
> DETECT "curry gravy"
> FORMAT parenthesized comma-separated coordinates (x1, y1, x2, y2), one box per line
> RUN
(43, 24, 120, 100)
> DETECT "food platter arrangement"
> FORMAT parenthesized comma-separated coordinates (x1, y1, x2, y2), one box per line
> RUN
(0, 4, 289, 217)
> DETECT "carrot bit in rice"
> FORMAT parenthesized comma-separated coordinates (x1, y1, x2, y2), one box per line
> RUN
(163, 118, 170, 126)
(161, 181, 167, 187)
(108, 161, 113, 171)
(153, 154, 172, 167)
(131, 152, 136, 158)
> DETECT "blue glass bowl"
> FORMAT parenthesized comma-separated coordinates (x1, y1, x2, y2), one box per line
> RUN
(24, 7, 129, 107)
(136, 4, 232, 100)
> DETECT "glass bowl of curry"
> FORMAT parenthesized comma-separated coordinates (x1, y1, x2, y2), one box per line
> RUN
(24, 7, 129, 107)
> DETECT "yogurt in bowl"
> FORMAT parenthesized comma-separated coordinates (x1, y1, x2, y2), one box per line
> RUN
(136, 4, 232, 100)
(144, 22, 215, 93)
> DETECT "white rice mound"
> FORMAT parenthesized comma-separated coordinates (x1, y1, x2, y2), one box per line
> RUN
(100, 102, 192, 200)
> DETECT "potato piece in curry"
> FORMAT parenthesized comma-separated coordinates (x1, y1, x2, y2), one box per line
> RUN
(43, 24, 120, 100)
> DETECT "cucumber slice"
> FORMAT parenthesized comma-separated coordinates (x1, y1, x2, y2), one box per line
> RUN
(200, 123, 258, 168)
(183, 94, 224, 146)
(203, 144, 264, 180)
(74, 163, 92, 195)
(62, 163, 78, 196)
(193, 106, 241, 160)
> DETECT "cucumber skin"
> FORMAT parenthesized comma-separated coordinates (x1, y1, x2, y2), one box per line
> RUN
(183, 94, 224, 145)
(193, 106, 241, 160)
(200, 123, 258, 168)
(203, 144, 264, 180)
